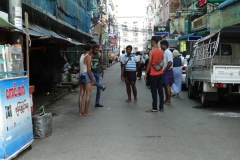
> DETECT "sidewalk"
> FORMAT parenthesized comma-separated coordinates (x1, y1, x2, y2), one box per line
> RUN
(32, 89, 69, 112)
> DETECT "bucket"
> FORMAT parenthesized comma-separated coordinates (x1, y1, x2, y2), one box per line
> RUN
(70, 73, 79, 85)
(61, 73, 69, 82)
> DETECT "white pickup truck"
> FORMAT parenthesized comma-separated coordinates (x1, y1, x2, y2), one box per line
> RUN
(185, 26, 240, 107)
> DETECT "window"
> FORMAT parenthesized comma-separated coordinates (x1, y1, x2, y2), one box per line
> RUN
(123, 32, 128, 37)
(215, 44, 232, 56)
(122, 24, 128, 31)
(134, 38, 138, 42)
(133, 33, 138, 37)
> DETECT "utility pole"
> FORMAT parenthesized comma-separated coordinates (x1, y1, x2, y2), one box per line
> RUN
(9, 0, 23, 48)
(118, 31, 120, 56)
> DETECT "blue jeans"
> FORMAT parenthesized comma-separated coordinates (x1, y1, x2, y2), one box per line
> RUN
(150, 75, 164, 110)
(93, 71, 103, 104)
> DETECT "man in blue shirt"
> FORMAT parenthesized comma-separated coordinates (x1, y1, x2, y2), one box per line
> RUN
(121, 45, 141, 103)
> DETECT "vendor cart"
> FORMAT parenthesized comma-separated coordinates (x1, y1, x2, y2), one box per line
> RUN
(0, 44, 33, 159)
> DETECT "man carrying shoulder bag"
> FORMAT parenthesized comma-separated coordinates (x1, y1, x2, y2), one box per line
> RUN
(144, 36, 164, 112)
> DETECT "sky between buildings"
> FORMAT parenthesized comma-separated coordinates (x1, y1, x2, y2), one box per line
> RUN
(112, 0, 147, 16)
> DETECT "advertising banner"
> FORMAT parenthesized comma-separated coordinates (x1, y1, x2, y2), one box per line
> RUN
(192, 14, 207, 31)
(102, 33, 108, 40)
(170, 13, 185, 35)
(108, 34, 117, 44)
(0, 77, 33, 159)
(170, 0, 181, 13)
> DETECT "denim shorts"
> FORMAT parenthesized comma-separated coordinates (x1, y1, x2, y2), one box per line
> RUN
(78, 72, 93, 84)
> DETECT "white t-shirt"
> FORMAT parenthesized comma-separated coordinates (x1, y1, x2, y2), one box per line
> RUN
(139, 55, 145, 64)
(119, 54, 125, 63)
(63, 62, 71, 73)
(144, 54, 149, 60)
(163, 49, 173, 70)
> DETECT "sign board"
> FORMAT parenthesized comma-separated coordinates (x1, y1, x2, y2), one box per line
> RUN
(170, 13, 185, 35)
(0, 77, 33, 159)
(188, 36, 202, 41)
(198, 0, 207, 7)
(154, 26, 170, 35)
(192, 14, 207, 31)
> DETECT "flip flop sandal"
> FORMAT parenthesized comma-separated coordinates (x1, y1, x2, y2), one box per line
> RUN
(146, 109, 158, 112)
(83, 113, 93, 116)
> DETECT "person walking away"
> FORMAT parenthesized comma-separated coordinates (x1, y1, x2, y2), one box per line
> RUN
(119, 50, 126, 80)
(78, 44, 94, 116)
(91, 44, 106, 107)
(160, 40, 174, 105)
(171, 50, 183, 98)
(144, 50, 151, 88)
(121, 45, 141, 103)
(136, 51, 143, 80)
(144, 36, 164, 112)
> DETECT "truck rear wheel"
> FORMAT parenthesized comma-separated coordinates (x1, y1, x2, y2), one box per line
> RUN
(201, 91, 210, 107)
(188, 82, 195, 99)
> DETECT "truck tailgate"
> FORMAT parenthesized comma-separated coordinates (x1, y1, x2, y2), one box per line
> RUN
(212, 65, 240, 83)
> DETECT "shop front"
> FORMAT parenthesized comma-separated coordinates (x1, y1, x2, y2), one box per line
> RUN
(178, 33, 195, 55)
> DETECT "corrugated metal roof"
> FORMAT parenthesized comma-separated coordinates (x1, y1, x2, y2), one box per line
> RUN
(24, 22, 85, 45)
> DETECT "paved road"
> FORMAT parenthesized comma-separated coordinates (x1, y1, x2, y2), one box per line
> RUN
(14, 63, 240, 160)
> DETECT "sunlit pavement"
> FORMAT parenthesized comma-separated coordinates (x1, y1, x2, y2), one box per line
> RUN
(15, 63, 240, 160)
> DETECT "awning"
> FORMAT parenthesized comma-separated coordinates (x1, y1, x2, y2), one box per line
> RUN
(178, 33, 196, 40)
(195, 30, 209, 36)
(24, 22, 85, 45)
(0, 17, 21, 30)
(218, 0, 237, 9)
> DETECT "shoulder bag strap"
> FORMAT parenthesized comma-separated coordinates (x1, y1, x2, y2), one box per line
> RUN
(125, 56, 131, 65)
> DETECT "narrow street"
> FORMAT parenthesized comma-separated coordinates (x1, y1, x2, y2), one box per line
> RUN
(15, 63, 240, 160)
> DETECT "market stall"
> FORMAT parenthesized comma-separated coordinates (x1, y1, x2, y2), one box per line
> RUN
(0, 16, 33, 160)
(0, 44, 33, 160)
